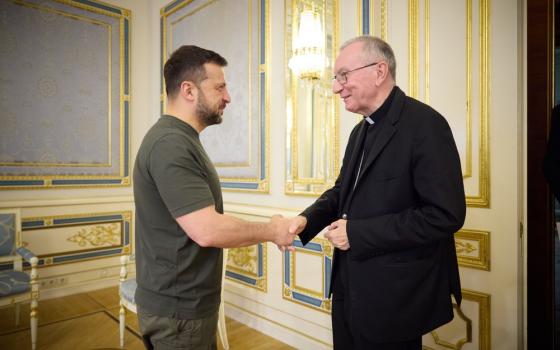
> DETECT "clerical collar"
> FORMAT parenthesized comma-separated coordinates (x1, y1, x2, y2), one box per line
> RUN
(364, 86, 397, 125)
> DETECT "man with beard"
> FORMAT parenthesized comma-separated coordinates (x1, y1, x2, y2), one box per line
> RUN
(133, 45, 299, 350)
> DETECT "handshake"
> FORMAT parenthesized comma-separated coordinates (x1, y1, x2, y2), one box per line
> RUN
(268, 215, 306, 251)
(267, 215, 350, 251)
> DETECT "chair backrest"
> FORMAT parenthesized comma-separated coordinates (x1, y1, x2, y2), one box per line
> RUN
(0, 209, 21, 257)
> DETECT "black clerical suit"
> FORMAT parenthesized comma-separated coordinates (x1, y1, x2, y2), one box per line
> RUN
(299, 86, 466, 348)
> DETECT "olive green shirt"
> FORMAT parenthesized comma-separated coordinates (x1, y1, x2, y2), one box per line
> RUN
(133, 115, 223, 319)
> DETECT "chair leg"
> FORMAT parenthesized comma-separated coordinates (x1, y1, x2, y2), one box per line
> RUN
(30, 300, 38, 350)
(217, 301, 229, 350)
(119, 303, 126, 348)
(219, 249, 230, 350)
(14, 303, 20, 326)
(30, 255, 39, 350)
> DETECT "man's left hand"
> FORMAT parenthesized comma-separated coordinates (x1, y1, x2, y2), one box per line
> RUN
(325, 219, 350, 250)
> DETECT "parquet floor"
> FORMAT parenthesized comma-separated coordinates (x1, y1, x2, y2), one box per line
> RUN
(0, 286, 294, 350)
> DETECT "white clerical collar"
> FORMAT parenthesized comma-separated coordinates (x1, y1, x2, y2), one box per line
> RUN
(364, 116, 374, 125)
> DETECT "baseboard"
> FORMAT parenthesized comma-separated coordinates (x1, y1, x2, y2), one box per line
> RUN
(223, 288, 332, 350)
(40, 276, 121, 300)
(38, 263, 135, 300)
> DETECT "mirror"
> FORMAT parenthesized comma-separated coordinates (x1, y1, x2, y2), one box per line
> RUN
(285, 0, 339, 195)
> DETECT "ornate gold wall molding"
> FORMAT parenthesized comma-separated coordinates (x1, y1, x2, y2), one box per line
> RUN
(66, 223, 121, 247)
(225, 243, 267, 292)
(5, 211, 133, 268)
(285, 0, 340, 196)
(424, 289, 490, 350)
(161, 0, 269, 192)
(359, 0, 490, 208)
(282, 237, 333, 313)
(455, 229, 490, 271)
(408, 0, 419, 98)
(0, 0, 131, 189)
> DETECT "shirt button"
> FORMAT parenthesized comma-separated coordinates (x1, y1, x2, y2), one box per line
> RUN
(342, 214, 347, 220)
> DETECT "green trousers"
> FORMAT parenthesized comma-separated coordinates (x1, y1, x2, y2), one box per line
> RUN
(137, 307, 218, 350)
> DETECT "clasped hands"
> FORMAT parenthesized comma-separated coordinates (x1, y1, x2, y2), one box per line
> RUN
(269, 215, 306, 252)
(270, 215, 350, 252)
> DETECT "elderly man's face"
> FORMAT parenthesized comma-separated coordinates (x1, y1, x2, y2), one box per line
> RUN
(332, 42, 380, 116)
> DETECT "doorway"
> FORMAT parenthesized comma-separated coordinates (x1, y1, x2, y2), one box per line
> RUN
(527, 0, 557, 348)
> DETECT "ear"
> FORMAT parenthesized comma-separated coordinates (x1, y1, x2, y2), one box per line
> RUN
(179, 81, 197, 102)
(375, 62, 389, 86)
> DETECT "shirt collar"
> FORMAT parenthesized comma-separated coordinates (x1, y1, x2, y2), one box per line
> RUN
(161, 115, 199, 138)
(364, 86, 397, 124)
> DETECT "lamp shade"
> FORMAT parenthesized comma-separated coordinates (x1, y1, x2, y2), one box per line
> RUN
(288, 8, 325, 80)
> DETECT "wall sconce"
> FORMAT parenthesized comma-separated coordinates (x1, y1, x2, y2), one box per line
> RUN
(285, 0, 339, 196)
(288, 5, 325, 80)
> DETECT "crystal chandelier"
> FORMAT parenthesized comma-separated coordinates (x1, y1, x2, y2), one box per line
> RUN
(288, 7, 325, 80)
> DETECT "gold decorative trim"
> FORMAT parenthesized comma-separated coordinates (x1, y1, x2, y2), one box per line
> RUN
(1, 0, 130, 189)
(357, 0, 361, 35)
(424, 289, 490, 350)
(430, 304, 472, 350)
(167, 0, 252, 171)
(160, 0, 269, 192)
(356, 0, 374, 35)
(66, 223, 121, 247)
(464, 0, 473, 179)
(3, 0, 113, 168)
(53, 0, 129, 19)
(285, 0, 340, 196)
(381, 0, 387, 40)
(420, 0, 486, 205)
(408, 0, 419, 98)
(293, 248, 324, 299)
(463, 289, 491, 350)
(283, 238, 333, 313)
(455, 229, 490, 271)
(424, 0, 429, 103)
(21, 211, 132, 267)
(466, 0, 489, 207)
(227, 246, 259, 277)
(225, 243, 268, 292)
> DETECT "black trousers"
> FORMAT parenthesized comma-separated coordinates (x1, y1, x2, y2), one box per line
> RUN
(332, 296, 422, 350)
(331, 254, 422, 350)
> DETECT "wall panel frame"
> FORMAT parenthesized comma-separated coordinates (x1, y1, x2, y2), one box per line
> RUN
(0, 0, 131, 189)
(160, 0, 269, 192)
(0, 211, 132, 270)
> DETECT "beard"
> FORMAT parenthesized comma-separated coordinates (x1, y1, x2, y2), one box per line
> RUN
(196, 90, 223, 127)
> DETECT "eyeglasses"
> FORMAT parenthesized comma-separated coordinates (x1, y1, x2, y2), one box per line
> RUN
(332, 62, 379, 85)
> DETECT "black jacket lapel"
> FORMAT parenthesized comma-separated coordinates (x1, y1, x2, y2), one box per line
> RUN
(353, 87, 406, 193)
(339, 120, 368, 203)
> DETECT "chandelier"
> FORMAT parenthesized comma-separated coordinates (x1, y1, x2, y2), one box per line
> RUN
(288, 6, 325, 80)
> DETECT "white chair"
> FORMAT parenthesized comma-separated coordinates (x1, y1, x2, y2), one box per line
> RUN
(0, 209, 39, 350)
(119, 251, 229, 349)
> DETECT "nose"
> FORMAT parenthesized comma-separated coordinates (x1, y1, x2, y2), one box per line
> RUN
(223, 88, 231, 103)
(332, 79, 343, 94)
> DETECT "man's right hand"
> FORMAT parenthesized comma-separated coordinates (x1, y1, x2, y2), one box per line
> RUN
(270, 215, 295, 246)
(274, 215, 307, 252)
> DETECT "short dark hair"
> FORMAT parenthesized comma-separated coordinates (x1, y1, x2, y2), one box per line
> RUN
(163, 45, 228, 97)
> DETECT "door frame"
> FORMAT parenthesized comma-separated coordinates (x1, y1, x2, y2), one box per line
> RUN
(527, 0, 556, 347)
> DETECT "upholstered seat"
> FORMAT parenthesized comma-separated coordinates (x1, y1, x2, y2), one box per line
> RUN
(0, 209, 39, 350)
(119, 278, 136, 305)
(119, 253, 229, 349)
(0, 270, 31, 296)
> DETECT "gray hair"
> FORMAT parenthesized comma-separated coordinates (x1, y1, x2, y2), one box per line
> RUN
(340, 35, 396, 81)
